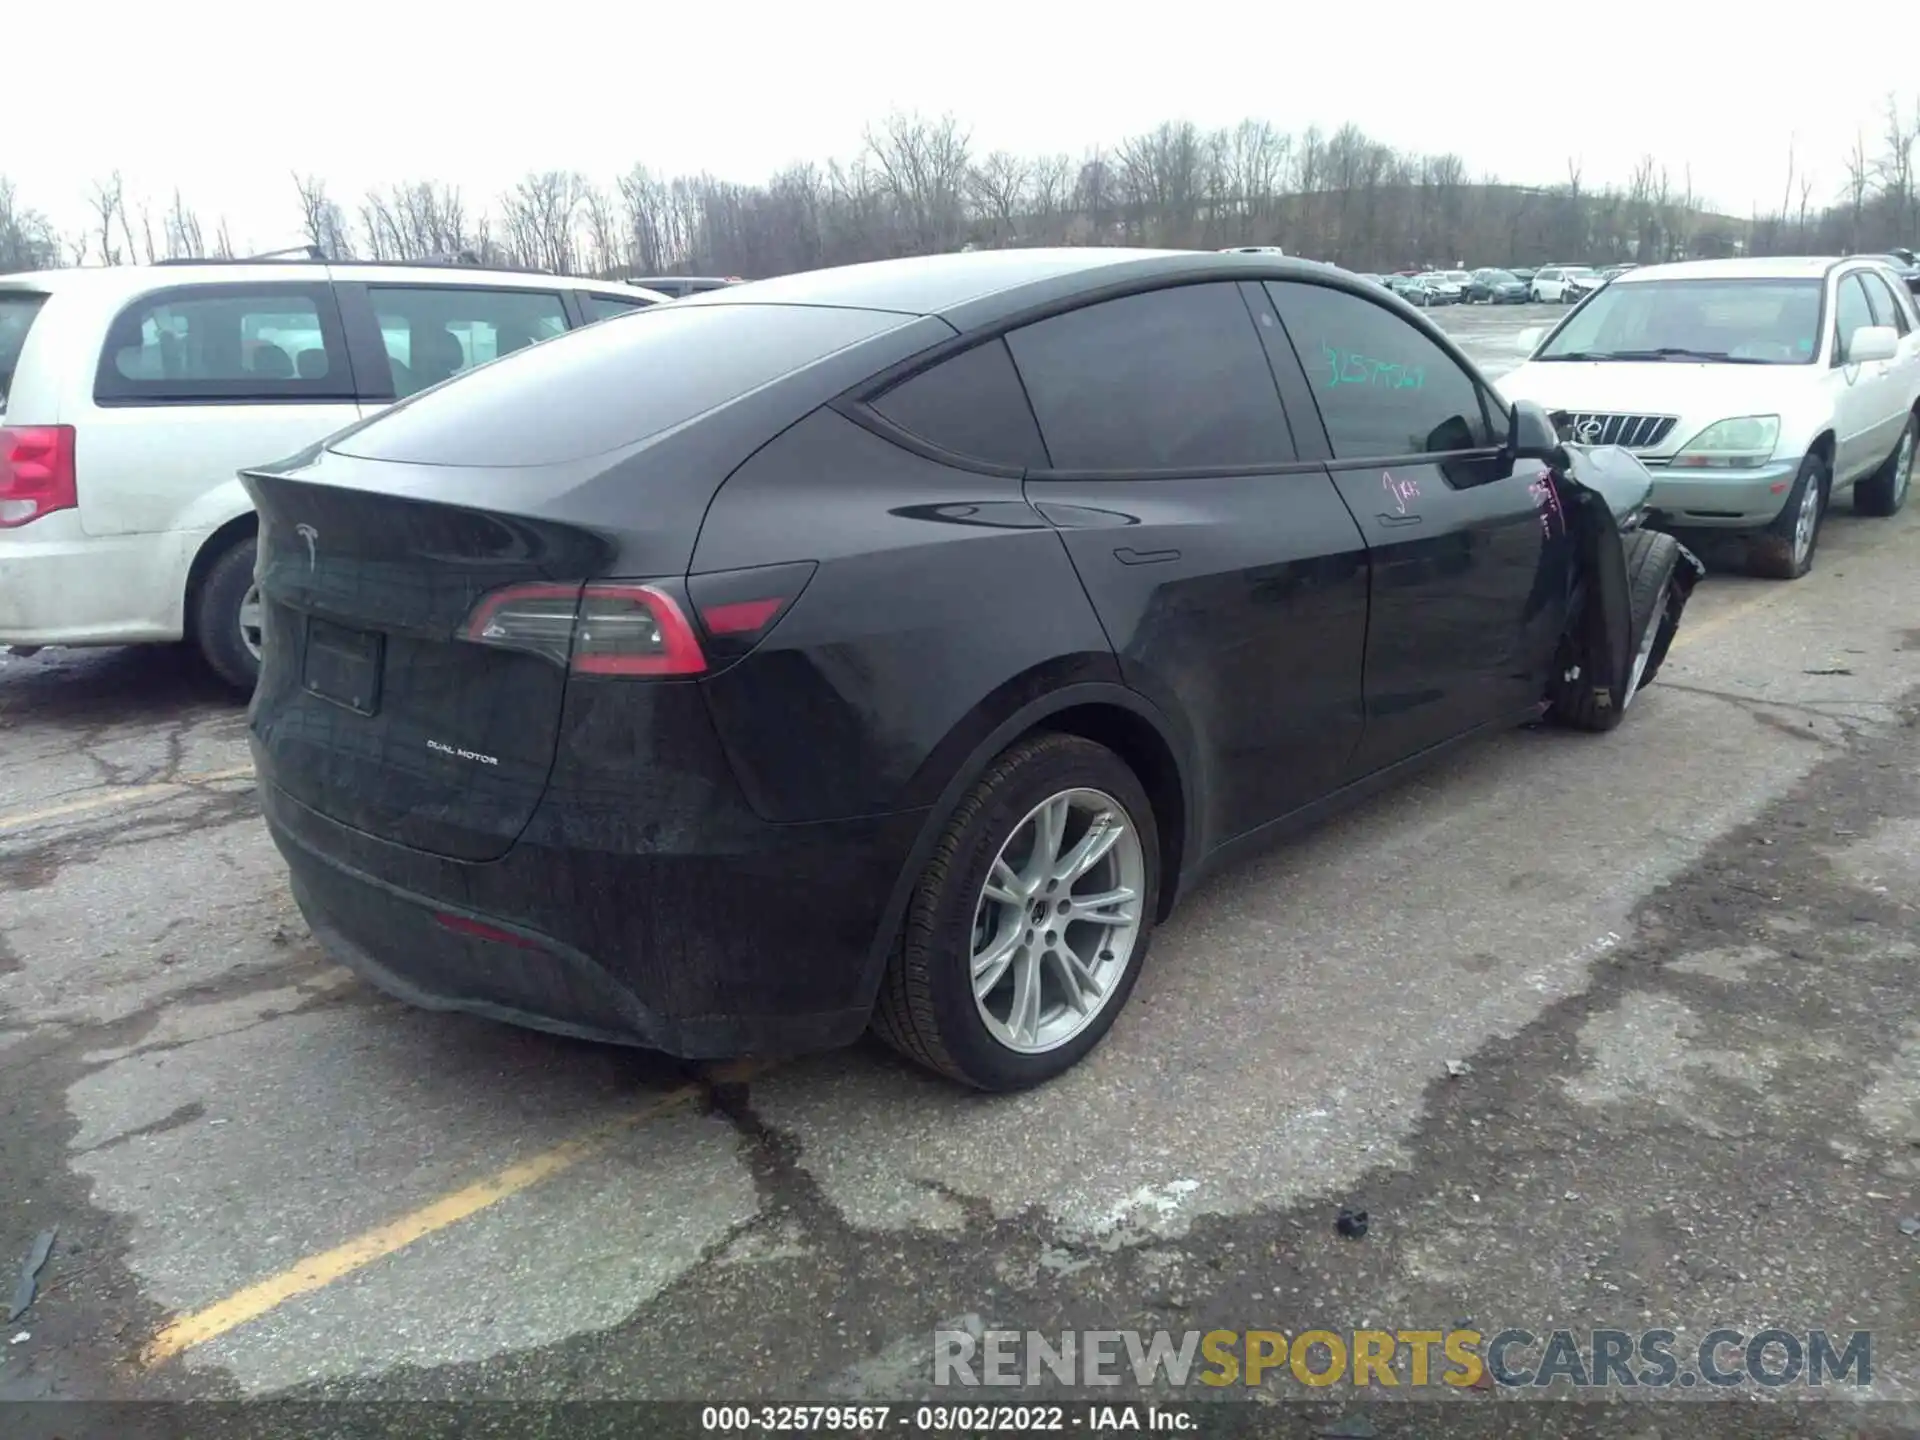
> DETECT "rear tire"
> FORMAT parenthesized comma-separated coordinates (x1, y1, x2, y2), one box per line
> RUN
(1854, 412, 1914, 517)
(192, 535, 261, 695)
(871, 733, 1160, 1092)
(1547, 529, 1684, 732)
(1746, 452, 1827, 580)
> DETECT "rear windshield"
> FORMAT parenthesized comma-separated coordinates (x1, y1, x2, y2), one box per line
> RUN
(330, 302, 904, 467)
(0, 292, 48, 410)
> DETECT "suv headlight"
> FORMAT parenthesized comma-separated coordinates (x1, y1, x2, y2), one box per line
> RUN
(1671, 415, 1780, 469)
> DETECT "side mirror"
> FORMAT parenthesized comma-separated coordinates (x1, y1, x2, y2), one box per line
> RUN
(1515, 326, 1545, 355)
(1846, 324, 1898, 364)
(1506, 398, 1564, 465)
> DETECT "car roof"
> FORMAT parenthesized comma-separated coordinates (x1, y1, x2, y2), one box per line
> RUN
(0, 262, 668, 303)
(670, 247, 1372, 330)
(1613, 256, 1845, 284)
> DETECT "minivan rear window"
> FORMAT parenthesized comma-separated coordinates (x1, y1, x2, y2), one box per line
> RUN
(0, 292, 48, 410)
(329, 302, 905, 468)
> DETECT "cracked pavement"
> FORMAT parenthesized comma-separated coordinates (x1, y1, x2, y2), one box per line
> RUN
(3, 307, 1918, 1436)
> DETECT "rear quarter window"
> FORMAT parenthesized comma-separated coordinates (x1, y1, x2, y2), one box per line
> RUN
(93, 283, 354, 404)
(0, 292, 48, 409)
(329, 302, 905, 467)
(866, 338, 1049, 470)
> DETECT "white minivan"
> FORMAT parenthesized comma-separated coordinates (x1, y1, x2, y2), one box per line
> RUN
(0, 260, 668, 688)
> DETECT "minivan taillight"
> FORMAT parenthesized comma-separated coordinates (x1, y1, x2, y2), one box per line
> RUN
(461, 581, 708, 676)
(0, 425, 77, 528)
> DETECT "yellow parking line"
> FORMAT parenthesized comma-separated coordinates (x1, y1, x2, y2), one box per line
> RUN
(141, 1082, 706, 1366)
(0, 765, 255, 835)
(1667, 589, 1779, 655)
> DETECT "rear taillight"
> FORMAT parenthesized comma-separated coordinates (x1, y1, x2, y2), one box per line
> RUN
(461, 580, 706, 676)
(462, 563, 815, 677)
(0, 425, 77, 528)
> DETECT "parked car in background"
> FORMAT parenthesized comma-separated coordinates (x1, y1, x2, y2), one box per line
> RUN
(0, 259, 669, 689)
(624, 275, 745, 298)
(1564, 269, 1611, 303)
(1864, 253, 1920, 297)
(1532, 266, 1601, 303)
(1510, 267, 1538, 285)
(242, 247, 1697, 1091)
(1468, 268, 1531, 304)
(1416, 272, 1464, 304)
(1220, 245, 1288, 256)
(1500, 256, 1918, 579)
(1388, 275, 1441, 306)
(1353, 273, 1394, 291)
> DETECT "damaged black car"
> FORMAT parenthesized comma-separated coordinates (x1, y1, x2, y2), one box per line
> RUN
(244, 250, 1701, 1092)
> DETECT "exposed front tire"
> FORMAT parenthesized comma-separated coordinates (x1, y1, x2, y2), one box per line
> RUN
(1547, 529, 1686, 732)
(192, 535, 262, 694)
(1746, 452, 1827, 579)
(871, 732, 1160, 1091)
(1855, 412, 1914, 517)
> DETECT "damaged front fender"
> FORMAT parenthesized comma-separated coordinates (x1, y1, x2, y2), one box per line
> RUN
(1550, 444, 1704, 719)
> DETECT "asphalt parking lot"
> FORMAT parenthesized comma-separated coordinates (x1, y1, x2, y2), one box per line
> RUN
(3, 302, 1918, 1432)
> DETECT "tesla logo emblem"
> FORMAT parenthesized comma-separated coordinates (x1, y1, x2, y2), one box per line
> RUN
(295, 523, 318, 572)
(1573, 418, 1605, 443)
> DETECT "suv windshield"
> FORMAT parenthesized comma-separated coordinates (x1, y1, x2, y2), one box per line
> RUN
(0, 292, 48, 411)
(1483, 270, 1518, 284)
(1535, 277, 1824, 365)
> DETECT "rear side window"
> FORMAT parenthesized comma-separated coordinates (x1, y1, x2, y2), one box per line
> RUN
(1267, 280, 1492, 459)
(868, 338, 1049, 469)
(94, 284, 353, 404)
(0, 292, 48, 409)
(1859, 270, 1910, 335)
(1005, 282, 1294, 471)
(368, 287, 570, 399)
(331, 301, 906, 468)
(583, 294, 654, 323)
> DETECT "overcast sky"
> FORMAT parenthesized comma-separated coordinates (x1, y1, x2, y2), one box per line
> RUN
(11, 0, 1916, 255)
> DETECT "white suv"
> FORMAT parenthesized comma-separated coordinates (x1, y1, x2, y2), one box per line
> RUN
(1529, 266, 1599, 304)
(1499, 256, 1918, 578)
(0, 260, 668, 687)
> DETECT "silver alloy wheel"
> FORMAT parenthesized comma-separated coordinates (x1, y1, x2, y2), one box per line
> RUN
(1623, 579, 1669, 709)
(969, 787, 1146, 1055)
(1792, 475, 1822, 569)
(238, 584, 264, 662)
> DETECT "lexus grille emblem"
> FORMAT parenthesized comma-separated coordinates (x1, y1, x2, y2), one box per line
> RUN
(1574, 418, 1605, 444)
(296, 523, 318, 572)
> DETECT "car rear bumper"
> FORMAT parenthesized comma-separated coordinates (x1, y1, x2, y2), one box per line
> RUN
(1644, 459, 1801, 528)
(260, 767, 927, 1060)
(0, 514, 194, 646)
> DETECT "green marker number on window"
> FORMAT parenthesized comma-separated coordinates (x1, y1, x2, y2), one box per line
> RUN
(1321, 342, 1425, 391)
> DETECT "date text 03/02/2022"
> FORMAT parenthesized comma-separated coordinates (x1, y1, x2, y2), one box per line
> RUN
(699, 1404, 1195, 1432)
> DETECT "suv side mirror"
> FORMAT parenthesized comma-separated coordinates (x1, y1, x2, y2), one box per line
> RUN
(1846, 324, 1898, 364)
(1515, 326, 1545, 355)
(1506, 398, 1564, 465)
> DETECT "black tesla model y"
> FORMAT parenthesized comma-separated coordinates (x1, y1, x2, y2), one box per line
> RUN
(246, 249, 1666, 1091)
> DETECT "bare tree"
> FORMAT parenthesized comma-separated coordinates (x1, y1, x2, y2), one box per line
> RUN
(969, 151, 1031, 244)
(0, 178, 62, 274)
(89, 172, 128, 265)
(166, 190, 206, 260)
(864, 112, 973, 253)
(500, 171, 586, 273)
(293, 174, 352, 259)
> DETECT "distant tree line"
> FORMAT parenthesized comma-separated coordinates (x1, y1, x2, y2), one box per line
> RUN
(5, 100, 1920, 280)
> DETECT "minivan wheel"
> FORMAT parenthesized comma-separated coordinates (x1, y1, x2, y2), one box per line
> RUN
(193, 535, 262, 694)
(872, 732, 1160, 1091)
